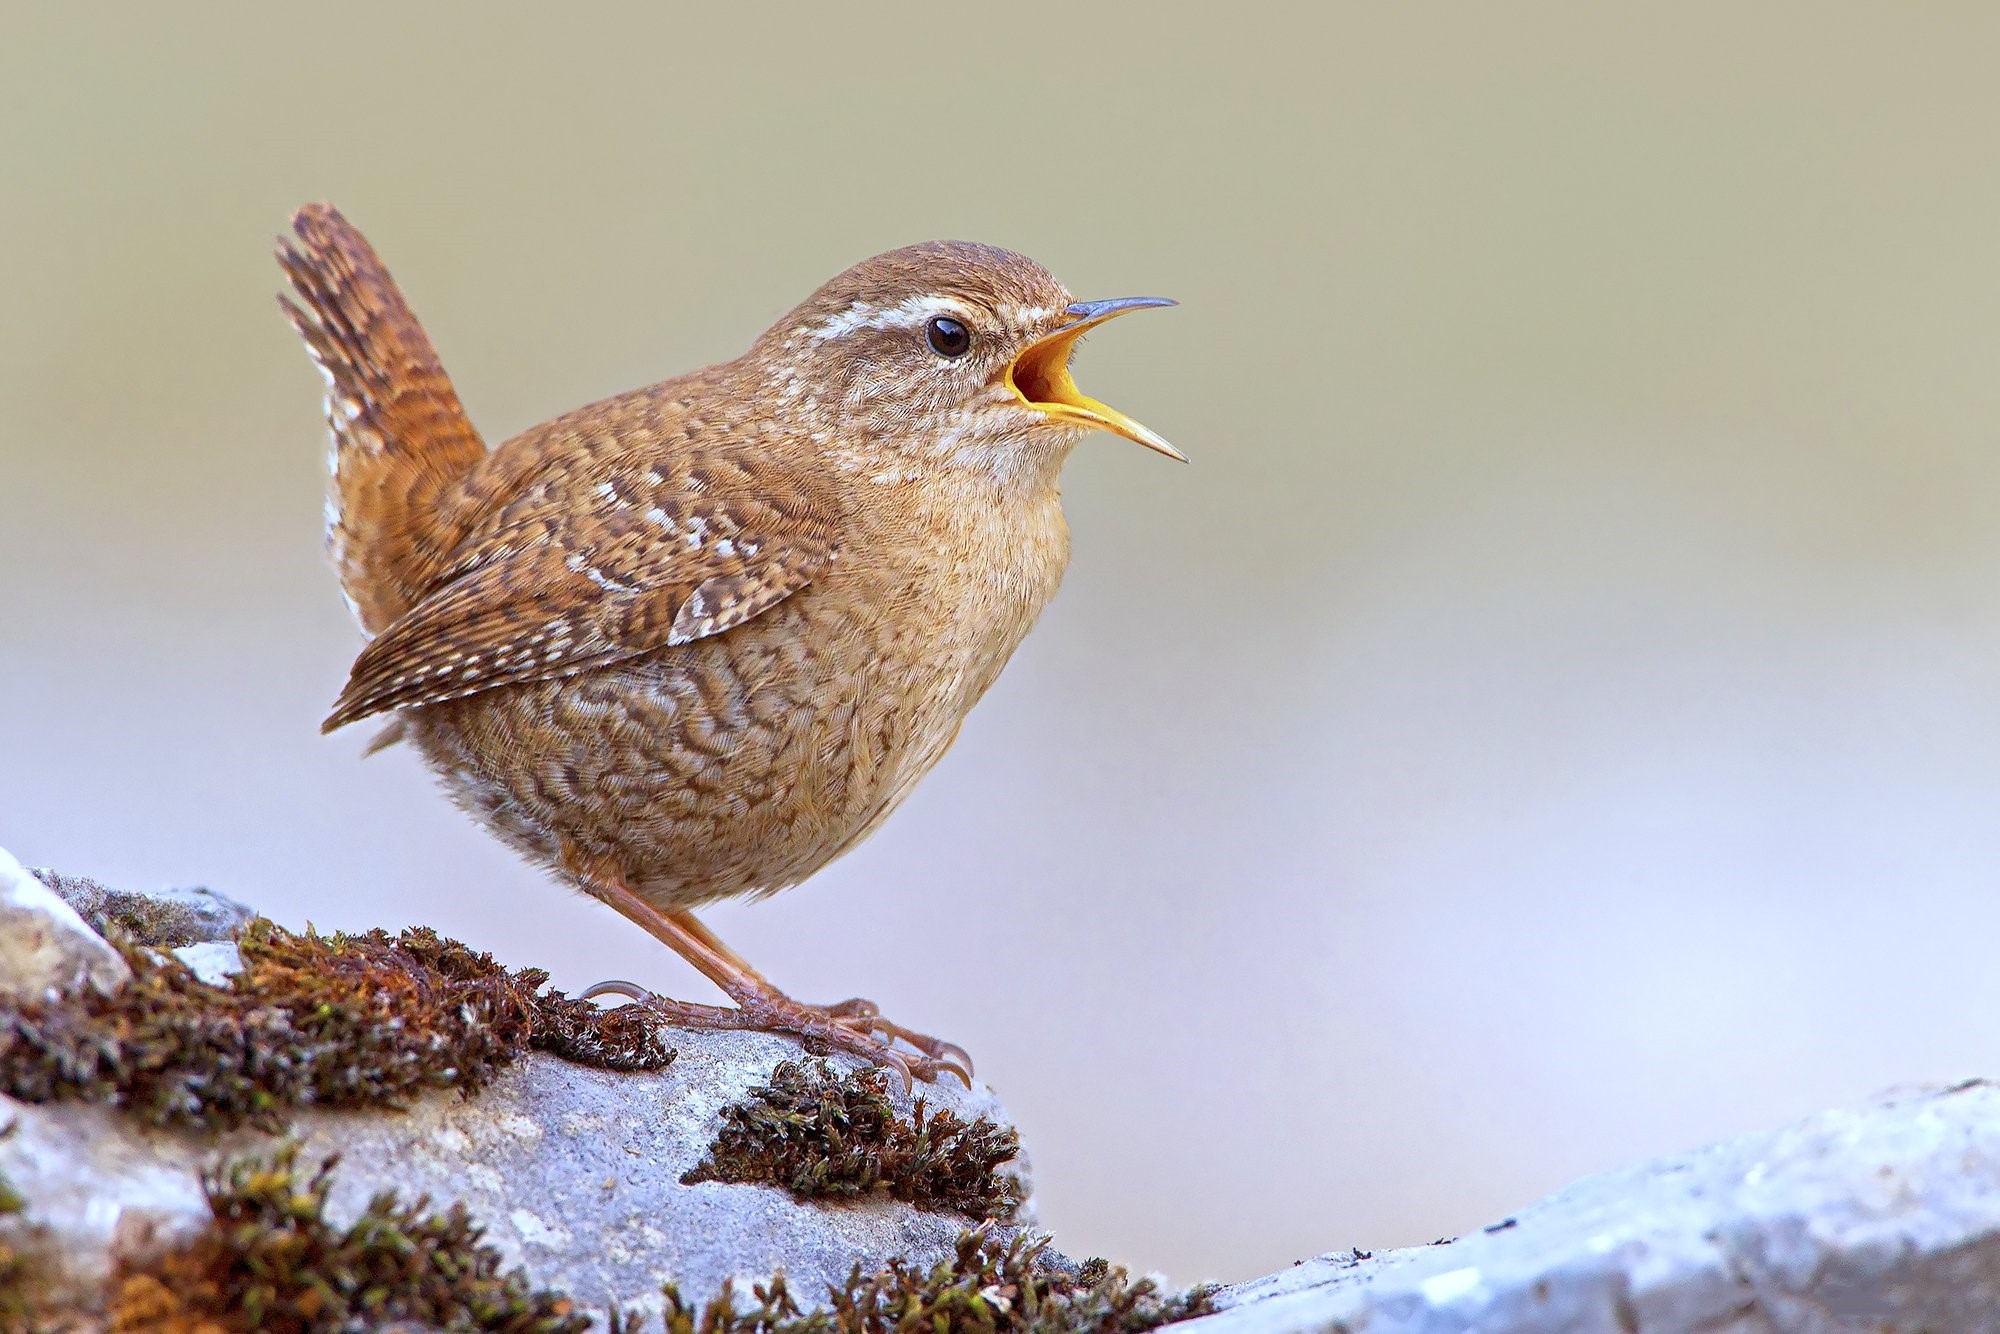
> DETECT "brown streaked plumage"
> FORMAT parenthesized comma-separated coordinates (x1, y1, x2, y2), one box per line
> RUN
(278, 203, 1178, 1086)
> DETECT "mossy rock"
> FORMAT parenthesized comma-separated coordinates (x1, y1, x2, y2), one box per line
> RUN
(0, 868, 1058, 1320)
(32, 870, 254, 949)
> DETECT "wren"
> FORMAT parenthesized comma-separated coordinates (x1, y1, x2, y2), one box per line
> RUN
(278, 205, 1178, 1085)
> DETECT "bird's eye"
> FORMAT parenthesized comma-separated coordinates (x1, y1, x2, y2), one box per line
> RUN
(925, 316, 972, 358)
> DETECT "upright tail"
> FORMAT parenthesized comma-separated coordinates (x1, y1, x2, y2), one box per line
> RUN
(278, 203, 488, 637)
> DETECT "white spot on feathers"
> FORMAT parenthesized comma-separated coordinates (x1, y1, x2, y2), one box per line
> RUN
(566, 550, 633, 593)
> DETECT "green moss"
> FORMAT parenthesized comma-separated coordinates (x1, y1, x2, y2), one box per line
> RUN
(0, 919, 674, 1131)
(682, 1060, 1023, 1221)
(611, 1228, 1216, 1334)
(110, 1142, 587, 1333)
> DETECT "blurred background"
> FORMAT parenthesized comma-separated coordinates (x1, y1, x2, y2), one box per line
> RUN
(7, 1, 2000, 1287)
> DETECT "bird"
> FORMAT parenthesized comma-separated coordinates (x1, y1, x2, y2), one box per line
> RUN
(277, 204, 1178, 1087)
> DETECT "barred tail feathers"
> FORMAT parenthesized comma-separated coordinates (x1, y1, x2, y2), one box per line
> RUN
(278, 203, 487, 636)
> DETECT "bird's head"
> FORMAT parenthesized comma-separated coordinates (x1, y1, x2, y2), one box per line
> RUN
(754, 240, 1179, 489)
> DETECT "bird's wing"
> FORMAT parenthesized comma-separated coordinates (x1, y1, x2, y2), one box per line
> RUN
(321, 446, 841, 730)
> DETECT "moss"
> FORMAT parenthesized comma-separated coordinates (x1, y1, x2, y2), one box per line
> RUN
(611, 1228, 1216, 1334)
(682, 1061, 1023, 1221)
(0, 920, 674, 1132)
(0, 1166, 38, 1329)
(109, 1143, 587, 1334)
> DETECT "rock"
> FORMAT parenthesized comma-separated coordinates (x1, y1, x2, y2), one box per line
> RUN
(0, 867, 1031, 1321)
(3, 1033, 1026, 1319)
(0, 846, 130, 1002)
(1188, 1080, 2000, 1333)
(167, 939, 243, 986)
(31, 866, 254, 947)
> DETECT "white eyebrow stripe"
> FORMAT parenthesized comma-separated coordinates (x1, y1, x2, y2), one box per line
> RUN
(807, 294, 980, 340)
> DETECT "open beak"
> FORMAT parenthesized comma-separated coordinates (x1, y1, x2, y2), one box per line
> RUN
(1007, 297, 1184, 461)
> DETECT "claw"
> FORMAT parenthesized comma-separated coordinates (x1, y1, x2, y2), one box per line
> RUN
(877, 1046, 916, 1095)
(580, 978, 652, 1003)
(930, 1053, 975, 1089)
(935, 1041, 975, 1080)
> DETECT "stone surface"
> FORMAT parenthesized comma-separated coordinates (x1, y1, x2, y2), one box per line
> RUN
(1, 1032, 1027, 1319)
(0, 857, 1029, 1321)
(167, 938, 243, 986)
(0, 845, 130, 1002)
(1188, 1080, 2000, 1333)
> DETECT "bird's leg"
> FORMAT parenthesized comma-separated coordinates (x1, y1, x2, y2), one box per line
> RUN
(576, 877, 971, 1089)
(659, 911, 969, 1065)
(664, 910, 776, 984)
(669, 922, 879, 1023)
(665, 909, 973, 1077)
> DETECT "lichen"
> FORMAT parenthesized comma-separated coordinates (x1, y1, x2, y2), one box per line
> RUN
(109, 1143, 587, 1333)
(0, 919, 674, 1131)
(31, 870, 249, 948)
(611, 1228, 1216, 1334)
(682, 1060, 1023, 1221)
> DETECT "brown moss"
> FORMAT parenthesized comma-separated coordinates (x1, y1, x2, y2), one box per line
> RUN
(681, 1060, 1024, 1222)
(0, 1166, 39, 1330)
(109, 1143, 587, 1334)
(0, 920, 673, 1132)
(610, 1228, 1216, 1334)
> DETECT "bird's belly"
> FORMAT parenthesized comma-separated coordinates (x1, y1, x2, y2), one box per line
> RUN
(404, 583, 1037, 910)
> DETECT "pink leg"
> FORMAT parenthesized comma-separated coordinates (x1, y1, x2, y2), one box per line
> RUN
(577, 878, 972, 1090)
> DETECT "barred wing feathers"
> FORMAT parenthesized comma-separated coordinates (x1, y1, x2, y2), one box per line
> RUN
(322, 450, 840, 730)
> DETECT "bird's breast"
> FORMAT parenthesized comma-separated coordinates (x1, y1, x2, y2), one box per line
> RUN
(813, 484, 1070, 830)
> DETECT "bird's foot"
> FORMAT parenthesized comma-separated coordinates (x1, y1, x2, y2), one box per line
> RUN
(754, 991, 974, 1092)
(580, 980, 973, 1091)
(571, 883, 972, 1091)
(815, 997, 975, 1081)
